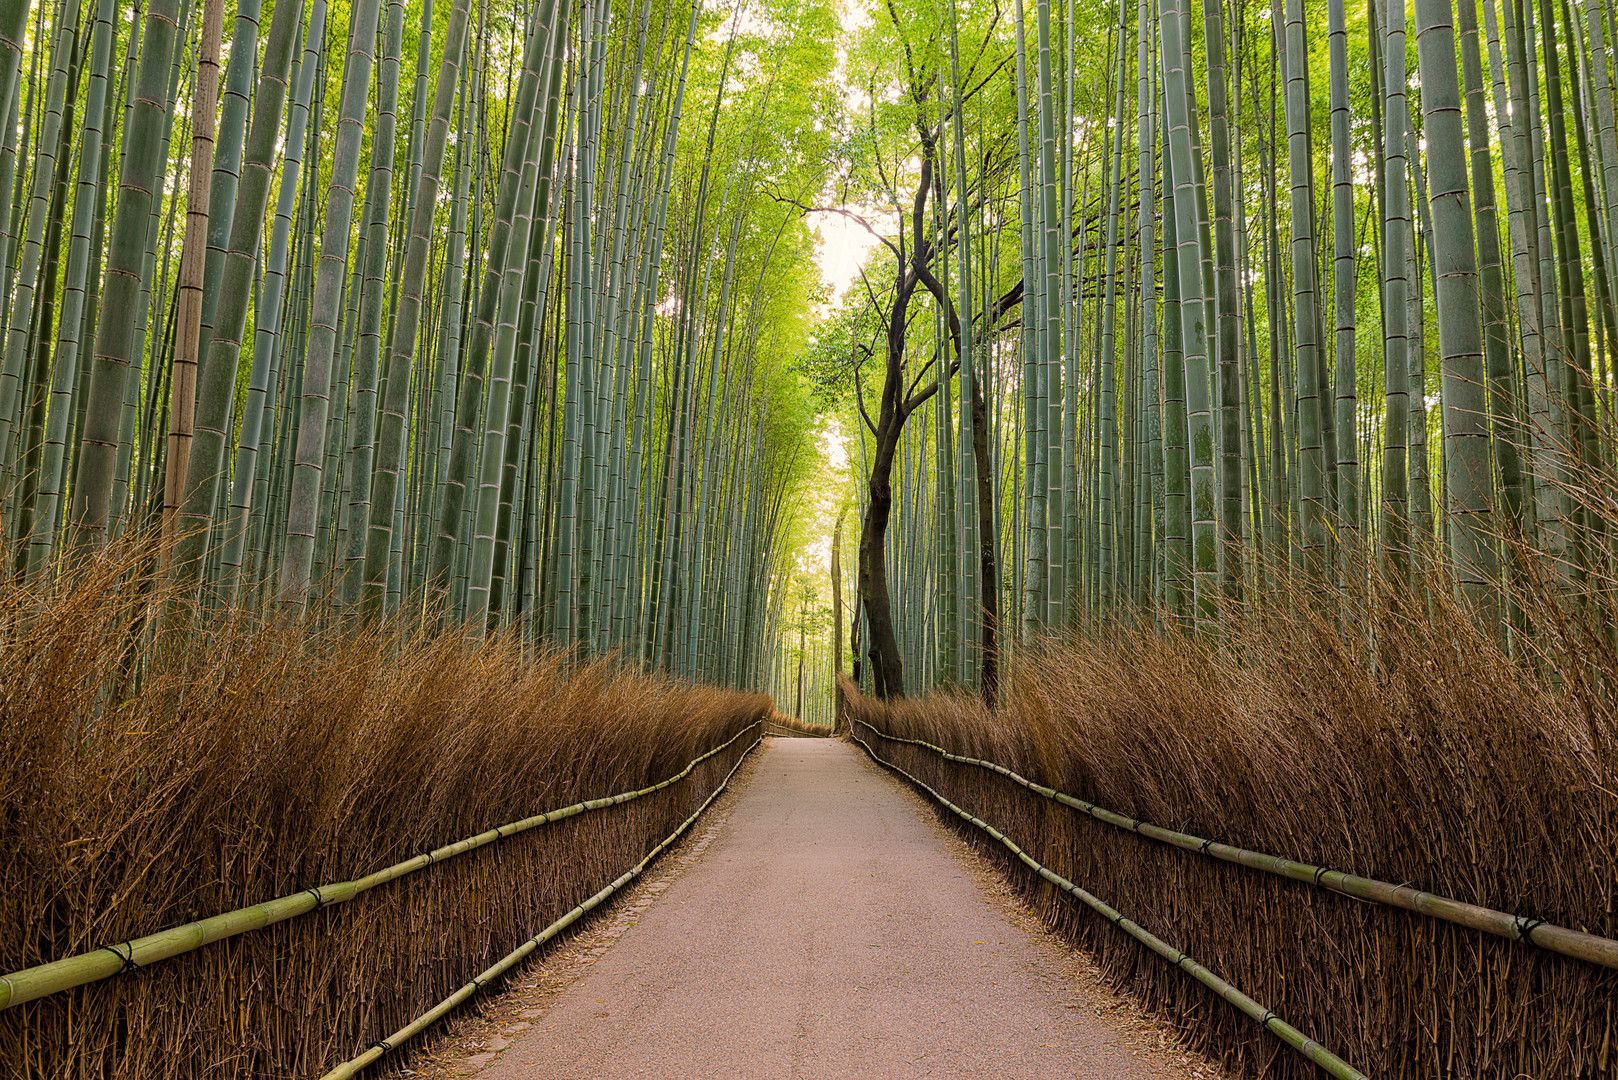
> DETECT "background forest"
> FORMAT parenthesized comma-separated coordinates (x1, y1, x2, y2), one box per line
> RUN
(801, 0, 1618, 714)
(8, 0, 1618, 705)
(0, 0, 842, 684)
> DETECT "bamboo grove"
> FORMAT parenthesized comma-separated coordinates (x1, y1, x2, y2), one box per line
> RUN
(818, 0, 1618, 701)
(0, 0, 840, 686)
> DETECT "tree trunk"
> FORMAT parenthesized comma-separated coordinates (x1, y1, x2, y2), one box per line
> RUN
(831, 508, 844, 726)
(970, 370, 999, 705)
(858, 428, 906, 699)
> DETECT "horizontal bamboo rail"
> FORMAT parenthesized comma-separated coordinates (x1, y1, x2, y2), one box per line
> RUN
(319, 731, 763, 1080)
(0, 720, 763, 1010)
(764, 718, 833, 738)
(855, 718, 1618, 971)
(850, 727, 1368, 1080)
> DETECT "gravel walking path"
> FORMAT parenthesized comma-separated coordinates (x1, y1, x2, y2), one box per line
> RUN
(475, 738, 1197, 1079)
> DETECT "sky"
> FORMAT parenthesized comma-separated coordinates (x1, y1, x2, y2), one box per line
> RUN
(809, 212, 883, 301)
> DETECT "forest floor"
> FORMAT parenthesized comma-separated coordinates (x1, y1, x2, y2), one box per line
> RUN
(393, 738, 1221, 1079)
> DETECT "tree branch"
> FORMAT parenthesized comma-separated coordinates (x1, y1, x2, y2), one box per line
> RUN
(769, 193, 902, 260)
(852, 346, 879, 436)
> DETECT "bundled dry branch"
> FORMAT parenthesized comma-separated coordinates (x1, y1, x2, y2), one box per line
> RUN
(841, 569, 1618, 1079)
(765, 711, 835, 737)
(0, 544, 769, 1078)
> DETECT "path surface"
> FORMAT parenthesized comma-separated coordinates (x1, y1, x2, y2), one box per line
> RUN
(481, 739, 1185, 1079)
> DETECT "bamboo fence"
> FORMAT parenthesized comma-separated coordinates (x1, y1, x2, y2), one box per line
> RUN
(853, 718, 1618, 971)
(841, 674, 1618, 1078)
(0, 722, 761, 1010)
(851, 723, 1368, 1080)
(319, 732, 762, 1079)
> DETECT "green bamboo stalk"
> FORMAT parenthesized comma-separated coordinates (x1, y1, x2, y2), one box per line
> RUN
(71, 0, 189, 548)
(219, 0, 327, 602)
(1381, 0, 1413, 580)
(276, 0, 388, 603)
(1, 0, 81, 482)
(1098, 12, 1127, 612)
(465, 5, 565, 635)
(1139, 0, 1162, 608)
(1205, 0, 1243, 601)
(1282, 0, 1326, 583)
(1416, 0, 1498, 605)
(427, 0, 560, 612)
(1037, 0, 1065, 629)
(189, 0, 264, 392)
(1536, 0, 1598, 577)
(171, 0, 306, 596)
(1161, 67, 1192, 619)
(162, 0, 228, 557)
(26, 0, 115, 579)
(336, 0, 406, 607)
(1162, 0, 1216, 622)
(1329, 0, 1360, 588)
(1513, 0, 1571, 568)
(1015, 0, 1044, 639)
(1409, 159, 1433, 552)
(360, 0, 473, 614)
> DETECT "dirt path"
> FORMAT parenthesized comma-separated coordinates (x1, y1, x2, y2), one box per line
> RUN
(442, 738, 1209, 1079)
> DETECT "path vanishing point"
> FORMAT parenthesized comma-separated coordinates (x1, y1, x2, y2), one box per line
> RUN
(473, 738, 1196, 1079)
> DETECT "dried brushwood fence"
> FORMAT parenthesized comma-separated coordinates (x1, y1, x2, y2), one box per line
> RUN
(840, 592, 1618, 1079)
(765, 711, 835, 737)
(0, 551, 769, 1079)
